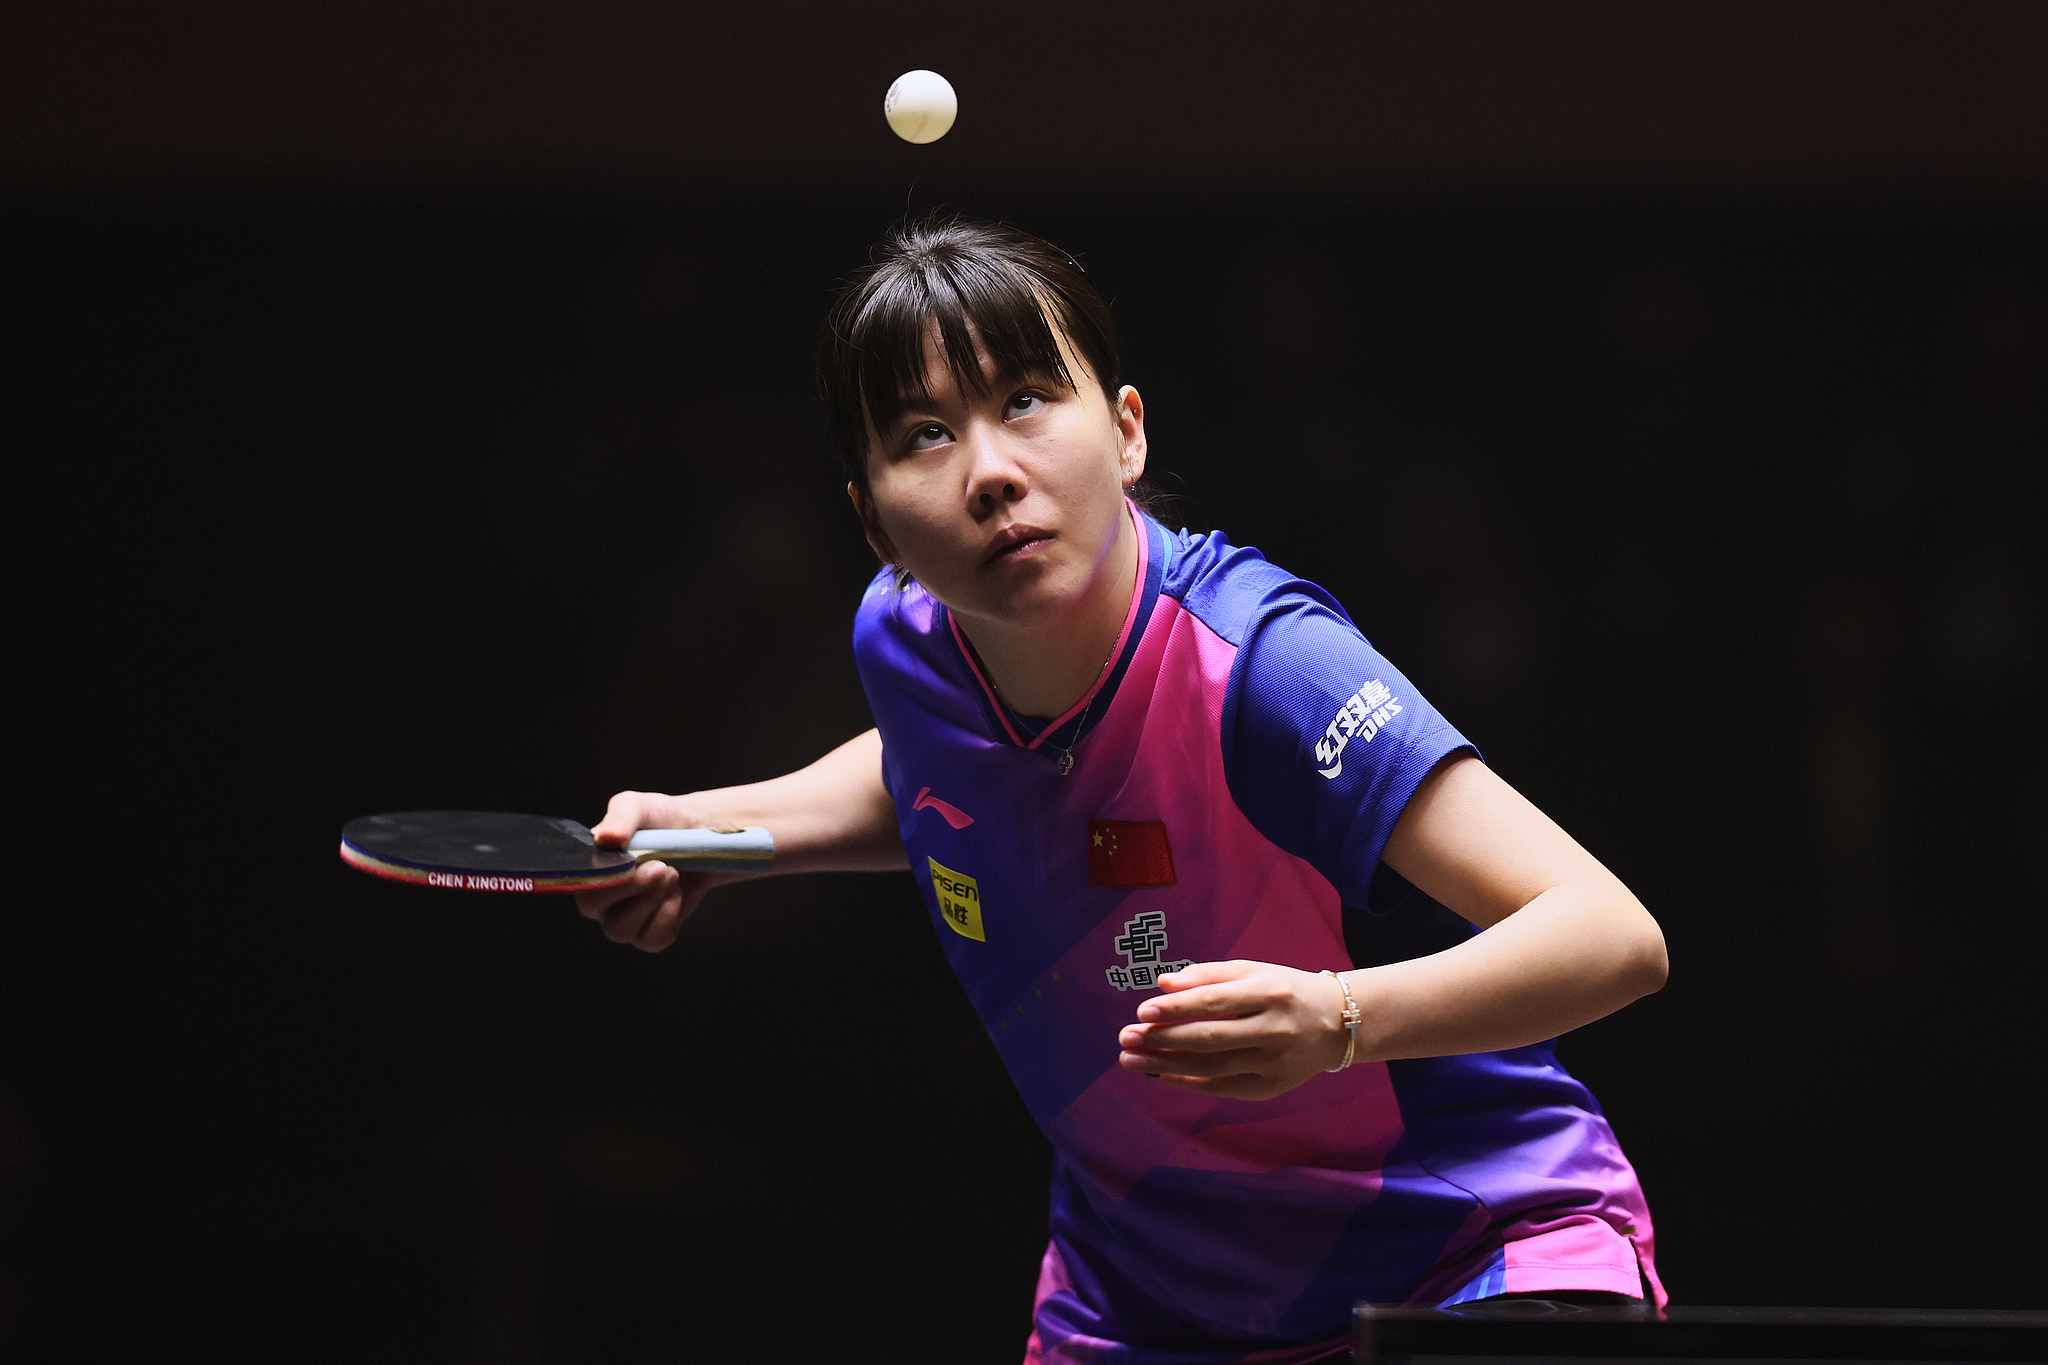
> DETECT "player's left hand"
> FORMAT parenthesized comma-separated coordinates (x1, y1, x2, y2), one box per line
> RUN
(1116, 960, 1354, 1100)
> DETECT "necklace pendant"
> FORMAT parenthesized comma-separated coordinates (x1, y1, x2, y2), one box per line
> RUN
(1058, 750, 1075, 776)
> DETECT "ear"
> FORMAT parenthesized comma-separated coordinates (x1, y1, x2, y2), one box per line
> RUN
(1113, 385, 1148, 489)
(847, 481, 900, 567)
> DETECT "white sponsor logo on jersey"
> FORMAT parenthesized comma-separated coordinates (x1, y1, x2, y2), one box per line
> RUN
(1313, 678, 1403, 780)
(1104, 910, 1193, 992)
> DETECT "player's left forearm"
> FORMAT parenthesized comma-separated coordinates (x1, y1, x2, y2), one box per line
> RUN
(1344, 880, 1667, 1062)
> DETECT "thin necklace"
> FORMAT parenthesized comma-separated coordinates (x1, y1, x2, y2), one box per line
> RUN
(1049, 641, 1120, 777)
(1053, 694, 1096, 776)
(987, 639, 1119, 777)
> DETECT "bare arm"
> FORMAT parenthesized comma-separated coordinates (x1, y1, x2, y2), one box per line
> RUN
(1118, 755, 1667, 1097)
(1346, 753, 1667, 1058)
(574, 729, 906, 951)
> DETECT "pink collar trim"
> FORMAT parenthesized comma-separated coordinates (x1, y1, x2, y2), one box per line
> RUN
(949, 500, 1149, 751)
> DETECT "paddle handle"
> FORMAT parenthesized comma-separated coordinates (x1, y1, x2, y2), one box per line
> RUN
(624, 826, 774, 874)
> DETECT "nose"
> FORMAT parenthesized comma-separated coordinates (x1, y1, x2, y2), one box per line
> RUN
(962, 421, 1028, 515)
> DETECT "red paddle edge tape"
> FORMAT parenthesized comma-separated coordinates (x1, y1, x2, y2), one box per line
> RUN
(338, 840, 635, 893)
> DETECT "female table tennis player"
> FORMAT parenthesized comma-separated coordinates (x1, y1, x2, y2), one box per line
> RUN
(574, 218, 1668, 1364)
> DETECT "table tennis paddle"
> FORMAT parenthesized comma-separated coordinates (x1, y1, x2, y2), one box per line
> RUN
(340, 811, 774, 893)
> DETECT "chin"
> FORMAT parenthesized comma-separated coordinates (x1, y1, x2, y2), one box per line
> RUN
(990, 574, 1089, 625)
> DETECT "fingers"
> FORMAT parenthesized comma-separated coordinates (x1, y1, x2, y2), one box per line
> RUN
(1119, 1032, 1306, 1099)
(620, 871, 691, 952)
(1118, 1040, 1267, 1079)
(1119, 1041, 1295, 1099)
(1153, 1070, 1294, 1101)
(1135, 961, 1277, 1024)
(572, 873, 642, 925)
(576, 791, 719, 952)
(1116, 960, 1348, 1101)
(575, 861, 693, 952)
(574, 860, 667, 932)
(591, 791, 654, 848)
(1118, 1016, 1261, 1056)
(1153, 960, 1251, 990)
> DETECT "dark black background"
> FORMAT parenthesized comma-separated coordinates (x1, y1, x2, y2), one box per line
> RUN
(4, 4, 2044, 1360)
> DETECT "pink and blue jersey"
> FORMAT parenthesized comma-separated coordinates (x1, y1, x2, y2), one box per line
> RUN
(852, 507, 1662, 1364)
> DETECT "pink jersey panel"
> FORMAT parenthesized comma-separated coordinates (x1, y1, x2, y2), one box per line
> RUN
(1501, 1215, 1646, 1297)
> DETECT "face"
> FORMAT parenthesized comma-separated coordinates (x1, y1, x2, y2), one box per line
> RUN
(851, 330, 1147, 634)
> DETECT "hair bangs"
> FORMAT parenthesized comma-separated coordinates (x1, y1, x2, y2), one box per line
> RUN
(852, 255, 1078, 447)
(819, 217, 1122, 491)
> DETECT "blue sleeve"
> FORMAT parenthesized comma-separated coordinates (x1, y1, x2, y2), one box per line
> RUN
(1173, 532, 1476, 914)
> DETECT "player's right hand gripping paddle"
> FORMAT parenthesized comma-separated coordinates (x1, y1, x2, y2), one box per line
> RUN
(339, 811, 773, 893)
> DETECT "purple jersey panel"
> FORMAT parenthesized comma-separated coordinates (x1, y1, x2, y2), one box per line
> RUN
(851, 508, 1662, 1363)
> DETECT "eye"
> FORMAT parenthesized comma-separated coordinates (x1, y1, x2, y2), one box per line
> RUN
(905, 422, 952, 451)
(1004, 392, 1045, 419)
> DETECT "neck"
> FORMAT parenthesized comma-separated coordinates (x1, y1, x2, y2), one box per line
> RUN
(960, 511, 1139, 719)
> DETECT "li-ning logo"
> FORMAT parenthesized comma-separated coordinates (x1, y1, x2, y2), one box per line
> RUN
(912, 786, 974, 829)
(1104, 911, 1193, 993)
(1313, 678, 1403, 780)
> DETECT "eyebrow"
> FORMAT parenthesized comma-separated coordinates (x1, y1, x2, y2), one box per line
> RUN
(867, 348, 1087, 458)
(897, 363, 1071, 417)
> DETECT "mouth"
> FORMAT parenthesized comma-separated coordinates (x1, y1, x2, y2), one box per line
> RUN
(985, 524, 1054, 565)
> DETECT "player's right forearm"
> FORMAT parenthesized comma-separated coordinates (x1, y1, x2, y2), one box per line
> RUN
(670, 729, 908, 876)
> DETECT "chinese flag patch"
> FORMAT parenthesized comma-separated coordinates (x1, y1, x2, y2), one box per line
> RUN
(1088, 819, 1176, 887)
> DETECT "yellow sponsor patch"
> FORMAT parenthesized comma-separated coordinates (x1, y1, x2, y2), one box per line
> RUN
(928, 856, 985, 941)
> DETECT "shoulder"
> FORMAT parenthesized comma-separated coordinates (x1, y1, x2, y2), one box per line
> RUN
(1159, 526, 1356, 649)
(1161, 522, 1452, 772)
(1163, 525, 1473, 892)
(853, 566, 941, 642)
(1161, 528, 1395, 737)
(851, 567, 960, 692)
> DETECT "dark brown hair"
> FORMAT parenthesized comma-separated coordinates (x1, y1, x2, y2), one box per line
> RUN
(817, 216, 1122, 495)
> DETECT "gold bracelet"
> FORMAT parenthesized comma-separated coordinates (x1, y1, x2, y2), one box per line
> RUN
(1320, 969, 1361, 1072)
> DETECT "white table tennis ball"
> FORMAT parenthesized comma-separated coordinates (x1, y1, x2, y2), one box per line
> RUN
(885, 70, 957, 144)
